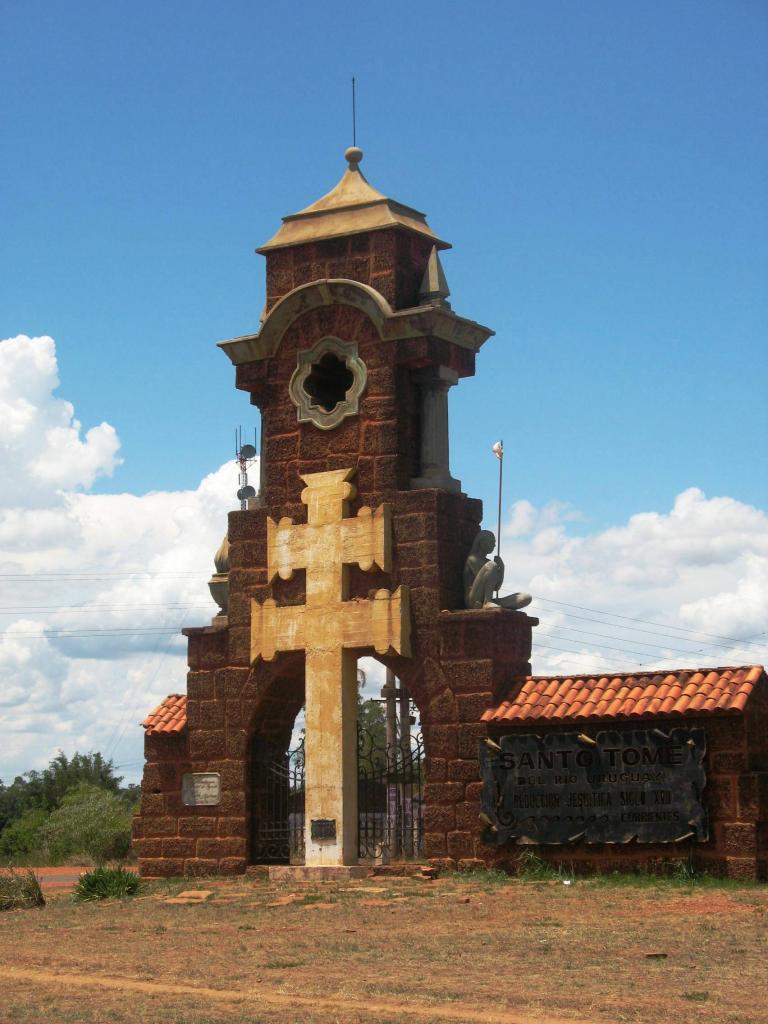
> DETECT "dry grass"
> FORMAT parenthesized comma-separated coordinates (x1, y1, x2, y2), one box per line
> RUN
(0, 872, 766, 1023)
(0, 868, 45, 911)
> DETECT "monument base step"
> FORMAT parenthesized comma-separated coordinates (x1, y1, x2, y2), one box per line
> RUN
(268, 865, 370, 882)
(370, 863, 438, 878)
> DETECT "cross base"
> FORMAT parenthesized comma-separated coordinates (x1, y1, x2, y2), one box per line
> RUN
(268, 865, 370, 883)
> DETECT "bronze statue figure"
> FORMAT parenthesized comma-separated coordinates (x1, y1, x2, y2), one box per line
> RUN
(463, 530, 532, 611)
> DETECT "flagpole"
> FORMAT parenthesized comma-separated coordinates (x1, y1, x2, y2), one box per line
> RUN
(495, 440, 503, 561)
(493, 440, 503, 599)
(499, 434, 505, 561)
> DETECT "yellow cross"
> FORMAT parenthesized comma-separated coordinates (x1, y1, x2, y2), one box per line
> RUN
(250, 468, 411, 866)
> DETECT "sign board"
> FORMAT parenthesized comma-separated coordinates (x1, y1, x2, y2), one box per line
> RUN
(480, 728, 708, 845)
(310, 818, 337, 841)
(181, 772, 221, 807)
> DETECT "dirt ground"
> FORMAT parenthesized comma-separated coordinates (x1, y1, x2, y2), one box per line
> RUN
(0, 871, 766, 1024)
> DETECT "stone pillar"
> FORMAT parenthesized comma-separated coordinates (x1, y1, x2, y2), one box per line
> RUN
(304, 647, 359, 866)
(411, 367, 461, 492)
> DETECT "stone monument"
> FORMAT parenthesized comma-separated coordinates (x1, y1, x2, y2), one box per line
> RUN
(135, 146, 537, 878)
(134, 147, 767, 880)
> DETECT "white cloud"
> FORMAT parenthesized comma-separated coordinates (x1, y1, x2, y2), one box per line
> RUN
(0, 620, 68, 711)
(679, 555, 768, 638)
(0, 335, 121, 505)
(501, 487, 768, 677)
(0, 335, 235, 781)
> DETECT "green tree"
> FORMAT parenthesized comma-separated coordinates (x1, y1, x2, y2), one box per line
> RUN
(120, 782, 142, 808)
(0, 807, 48, 862)
(42, 784, 133, 866)
(358, 695, 388, 771)
(0, 751, 127, 833)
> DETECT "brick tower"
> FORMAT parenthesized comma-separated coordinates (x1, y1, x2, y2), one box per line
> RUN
(134, 148, 537, 877)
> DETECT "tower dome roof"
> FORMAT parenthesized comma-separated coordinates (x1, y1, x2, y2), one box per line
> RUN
(258, 148, 450, 253)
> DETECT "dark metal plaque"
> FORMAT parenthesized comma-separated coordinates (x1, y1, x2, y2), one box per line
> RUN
(480, 728, 708, 846)
(310, 818, 337, 841)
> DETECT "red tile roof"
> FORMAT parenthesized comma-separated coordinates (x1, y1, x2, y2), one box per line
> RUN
(482, 665, 765, 725)
(142, 694, 187, 735)
(143, 666, 764, 735)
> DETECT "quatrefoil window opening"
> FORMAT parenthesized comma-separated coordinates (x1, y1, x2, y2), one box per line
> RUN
(288, 337, 367, 430)
(303, 352, 354, 413)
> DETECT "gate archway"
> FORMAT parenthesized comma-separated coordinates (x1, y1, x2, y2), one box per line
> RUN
(248, 716, 424, 865)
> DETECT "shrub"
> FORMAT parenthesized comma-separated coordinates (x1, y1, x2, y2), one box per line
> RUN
(42, 784, 132, 866)
(0, 807, 48, 862)
(0, 868, 45, 910)
(72, 866, 140, 902)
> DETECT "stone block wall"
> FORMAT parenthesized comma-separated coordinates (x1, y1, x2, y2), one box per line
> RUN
(432, 697, 768, 881)
(264, 230, 436, 314)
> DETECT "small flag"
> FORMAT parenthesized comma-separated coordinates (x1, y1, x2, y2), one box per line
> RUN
(492, 440, 503, 460)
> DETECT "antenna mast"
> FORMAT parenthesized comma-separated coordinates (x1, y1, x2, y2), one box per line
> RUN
(352, 76, 356, 147)
(235, 425, 258, 510)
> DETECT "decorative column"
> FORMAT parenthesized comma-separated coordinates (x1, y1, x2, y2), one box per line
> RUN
(257, 408, 266, 506)
(411, 366, 461, 492)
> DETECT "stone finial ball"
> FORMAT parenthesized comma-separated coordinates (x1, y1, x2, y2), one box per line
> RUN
(345, 146, 363, 167)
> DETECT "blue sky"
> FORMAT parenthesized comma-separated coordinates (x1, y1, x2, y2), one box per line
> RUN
(1, 2, 767, 781)
(3, 0, 766, 528)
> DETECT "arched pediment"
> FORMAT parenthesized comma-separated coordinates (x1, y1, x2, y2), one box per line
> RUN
(218, 280, 393, 365)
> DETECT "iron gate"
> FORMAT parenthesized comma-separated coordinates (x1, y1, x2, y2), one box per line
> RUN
(249, 734, 306, 864)
(249, 726, 424, 863)
(357, 725, 424, 860)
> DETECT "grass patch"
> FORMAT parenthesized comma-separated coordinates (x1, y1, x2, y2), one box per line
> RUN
(452, 867, 511, 887)
(681, 991, 710, 1002)
(585, 868, 765, 890)
(300, 892, 335, 904)
(516, 850, 574, 882)
(72, 866, 141, 902)
(0, 867, 45, 910)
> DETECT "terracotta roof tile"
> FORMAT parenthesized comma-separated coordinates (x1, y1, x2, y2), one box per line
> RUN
(481, 666, 765, 725)
(646, 696, 663, 715)
(729, 691, 750, 712)
(142, 694, 188, 735)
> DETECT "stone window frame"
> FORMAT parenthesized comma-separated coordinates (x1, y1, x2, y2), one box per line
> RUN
(288, 336, 367, 431)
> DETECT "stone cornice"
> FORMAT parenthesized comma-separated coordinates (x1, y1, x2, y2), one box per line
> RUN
(217, 279, 494, 366)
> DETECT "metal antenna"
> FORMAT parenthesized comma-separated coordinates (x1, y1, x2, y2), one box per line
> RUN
(352, 76, 356, 146)
(235, 426, 258, 510)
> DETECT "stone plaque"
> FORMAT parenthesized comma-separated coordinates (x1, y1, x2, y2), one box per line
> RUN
(310, 818, 337, 841)
(181, 772, 221, 807)
(480, 728, 708, 845)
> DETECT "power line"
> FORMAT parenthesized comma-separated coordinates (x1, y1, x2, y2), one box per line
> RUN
(0, 627, 190, 640)
(103, 605, 196, 760)
(0, 571, 202, 578)
(0, 576, 202, 584)
(534, 596, 767, 648)
(531, 639, 667, 670)
(539, 623, 768, 658)
(0, 604, 210, 614)
(535, 607, 767, 652)
(530, 639, 744, 676)
(535, 630, 678, 662)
